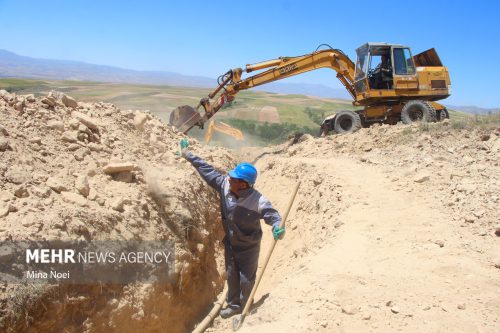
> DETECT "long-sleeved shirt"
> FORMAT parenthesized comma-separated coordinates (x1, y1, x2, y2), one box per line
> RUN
(185, 152, 282, 252)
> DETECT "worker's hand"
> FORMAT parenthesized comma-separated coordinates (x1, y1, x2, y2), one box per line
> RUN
(272, 225, 285, 240)
(179, 138, 189, 157)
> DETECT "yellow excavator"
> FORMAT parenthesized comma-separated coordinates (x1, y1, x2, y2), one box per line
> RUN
(169, 42, 451, 135)
(204, 119, 244, 144)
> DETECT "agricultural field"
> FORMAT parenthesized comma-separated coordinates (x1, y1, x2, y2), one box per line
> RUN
(0, 78, 354, 125)
(1, 78, 493, 146)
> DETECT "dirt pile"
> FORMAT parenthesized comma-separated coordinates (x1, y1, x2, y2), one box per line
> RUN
(298, 122, 499, 234)
(207, 121, 499, 332)
(0, 90, 233, 332)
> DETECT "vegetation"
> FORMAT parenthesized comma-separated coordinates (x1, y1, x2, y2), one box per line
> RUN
(403, 112, 500, 135)
(224, 118, 317, 144)
(450, 112, 500, 129)
(2, 78, 494, 146)
(0, 78, 51, 93)
(304, 107, 327, 125)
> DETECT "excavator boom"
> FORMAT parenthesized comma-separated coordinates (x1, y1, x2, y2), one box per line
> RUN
(170, 46, 356, 133)
(237, 49, 355, 97)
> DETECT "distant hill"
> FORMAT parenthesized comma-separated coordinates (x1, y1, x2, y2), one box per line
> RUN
(2, 49, 498, 110)
(445, 104, 500, 115)
(0, 49, 349, 99)
(0, 49, 214, 87)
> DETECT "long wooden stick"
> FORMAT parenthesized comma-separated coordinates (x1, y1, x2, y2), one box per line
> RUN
(192, 288, 228, 333)
(233, 181, 301, 331)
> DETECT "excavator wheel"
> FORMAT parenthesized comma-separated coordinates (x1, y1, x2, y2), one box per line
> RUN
(401, 101, 437, 124)
(436, 108, 449, 121)
(169, 105, 202, 132)
(333, 110, 362, 134)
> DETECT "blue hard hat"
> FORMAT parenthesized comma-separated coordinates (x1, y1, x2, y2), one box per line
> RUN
(229, 162, 257, 184)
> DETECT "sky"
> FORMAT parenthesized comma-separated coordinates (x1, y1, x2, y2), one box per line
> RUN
(0, 0, 498, 108)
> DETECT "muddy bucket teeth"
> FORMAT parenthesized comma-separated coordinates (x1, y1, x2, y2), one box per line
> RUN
(169, 105, 202, 133)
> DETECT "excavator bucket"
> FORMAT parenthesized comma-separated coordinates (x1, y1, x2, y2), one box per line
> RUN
(169, 105, 202, 133)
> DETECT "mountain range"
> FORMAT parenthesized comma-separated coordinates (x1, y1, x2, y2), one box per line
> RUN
(0, 49, 497, 113)
(0, 49, 350, 99)
(443, 105, 499, 115)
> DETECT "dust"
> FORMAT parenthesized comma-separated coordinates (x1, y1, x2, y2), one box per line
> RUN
(142, 165, 169, 203)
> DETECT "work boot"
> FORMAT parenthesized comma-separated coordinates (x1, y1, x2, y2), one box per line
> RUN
(220, 307, 241, 319)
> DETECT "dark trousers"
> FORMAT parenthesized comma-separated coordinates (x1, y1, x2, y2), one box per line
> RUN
(224, 241, 260, 310)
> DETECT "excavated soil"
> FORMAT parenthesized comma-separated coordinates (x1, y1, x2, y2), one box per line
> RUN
(0, 90, 234, 333)
(1, 89, 499, 333)
(206, 122, 500, 332)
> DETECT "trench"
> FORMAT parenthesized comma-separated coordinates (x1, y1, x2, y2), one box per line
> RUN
(0, 161, 229, 333)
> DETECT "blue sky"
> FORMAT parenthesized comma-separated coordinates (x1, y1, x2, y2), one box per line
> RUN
(0, 0, 498, 108)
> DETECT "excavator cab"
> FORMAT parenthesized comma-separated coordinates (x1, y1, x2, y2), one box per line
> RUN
(354, 43, 417, 95)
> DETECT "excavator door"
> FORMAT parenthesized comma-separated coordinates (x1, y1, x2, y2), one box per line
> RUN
(391, 46, 418, 90)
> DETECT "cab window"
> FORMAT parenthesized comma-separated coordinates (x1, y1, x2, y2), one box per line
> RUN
(355, 47, 369, 81)
(393, 48, 416, 75)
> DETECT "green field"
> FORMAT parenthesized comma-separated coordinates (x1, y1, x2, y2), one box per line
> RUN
(0, 78, 355, 126)
(2, 78, 495, 146)
(0, 78, 360, 144)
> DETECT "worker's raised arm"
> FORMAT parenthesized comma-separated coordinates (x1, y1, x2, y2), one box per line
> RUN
(184, 151, 225, 191)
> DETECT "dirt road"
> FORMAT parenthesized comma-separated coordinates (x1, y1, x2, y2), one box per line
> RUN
(207, 150, 499, 332)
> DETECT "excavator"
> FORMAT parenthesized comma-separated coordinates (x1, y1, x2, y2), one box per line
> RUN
(169, 42, 451, 135)
(204, 119, 244, 144)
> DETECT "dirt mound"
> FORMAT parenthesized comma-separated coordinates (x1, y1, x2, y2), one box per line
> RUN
(0, 90, 233, 332)
(297, 122, 499, 232)
(207, 121, 499, 332)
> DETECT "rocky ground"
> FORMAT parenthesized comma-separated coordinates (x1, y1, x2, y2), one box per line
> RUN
(1, 89, 499, 333)
(0, 90, 234, 332)
(206, 122, 500, 332)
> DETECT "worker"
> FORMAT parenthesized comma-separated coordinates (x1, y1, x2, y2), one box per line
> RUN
(374, 54, 393, 89)
(179, 139, 285, 319)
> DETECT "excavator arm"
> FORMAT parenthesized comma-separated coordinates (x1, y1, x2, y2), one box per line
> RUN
(169, 46, 356, 133)
(204, 120, 244, 144)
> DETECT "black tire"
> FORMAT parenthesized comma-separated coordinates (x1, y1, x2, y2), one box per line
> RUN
(401, 100, 437, 124)
(437, 108, 449, 121)
(334, 111, 362, 134)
